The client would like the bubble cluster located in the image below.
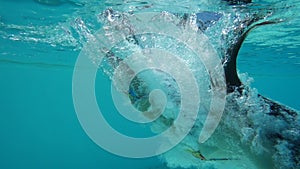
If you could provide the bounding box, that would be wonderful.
[72,11,226,158]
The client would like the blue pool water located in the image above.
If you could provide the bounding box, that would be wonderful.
[0,0,299,169]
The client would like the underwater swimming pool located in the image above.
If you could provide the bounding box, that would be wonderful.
[0,0,299,169]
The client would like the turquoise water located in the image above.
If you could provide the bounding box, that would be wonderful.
[0,0,300,169]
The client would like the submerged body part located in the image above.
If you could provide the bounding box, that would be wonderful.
[97,1,299,169]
